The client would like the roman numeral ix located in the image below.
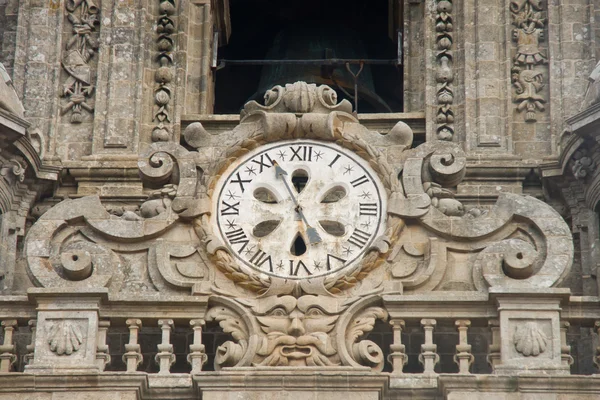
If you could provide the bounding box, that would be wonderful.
[221,201,240,215]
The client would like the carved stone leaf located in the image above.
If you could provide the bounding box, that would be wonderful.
[205,306,249,344]
[347,306,388,344]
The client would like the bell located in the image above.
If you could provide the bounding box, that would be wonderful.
[252,25,392,113]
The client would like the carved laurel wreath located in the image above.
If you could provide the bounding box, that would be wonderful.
[197,86,405,295]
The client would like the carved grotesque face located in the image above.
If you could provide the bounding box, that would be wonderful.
[254,295,342,367]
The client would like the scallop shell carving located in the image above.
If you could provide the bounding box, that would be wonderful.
[47,321,84,356]
[513,322,547,357]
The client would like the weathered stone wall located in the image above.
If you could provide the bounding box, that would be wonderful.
[0,0,18,79]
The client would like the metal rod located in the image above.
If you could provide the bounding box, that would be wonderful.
[346,62,364,113]
[216,59,400,66]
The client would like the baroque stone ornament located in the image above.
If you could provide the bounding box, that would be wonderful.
[23,81,573,371]
[570,149,596,180]
[152,0,176,142]
[47,320,84,356]
[513,322,547,357]
[61,0,99,123]
[435,0,455,141]
[510,0,547,122]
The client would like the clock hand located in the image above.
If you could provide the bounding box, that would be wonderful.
[274,162,322,245]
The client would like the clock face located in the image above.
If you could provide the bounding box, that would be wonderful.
[213,139,386,279]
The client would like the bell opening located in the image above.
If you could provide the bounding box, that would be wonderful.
[214,0,403,114]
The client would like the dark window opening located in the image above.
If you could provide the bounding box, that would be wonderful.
[214,0,403,114]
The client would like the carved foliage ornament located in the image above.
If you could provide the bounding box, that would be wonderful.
[511,0,547,122]
[24,82,573,370]
[152,0,176,142]
[61,0,99,123]
[435,0,455,141]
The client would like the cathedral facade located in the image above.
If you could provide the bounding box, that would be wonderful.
[1,0,600,398]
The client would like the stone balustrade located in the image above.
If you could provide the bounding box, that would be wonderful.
[0,311,596,376]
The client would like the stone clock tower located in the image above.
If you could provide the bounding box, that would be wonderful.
[1,0,600,399]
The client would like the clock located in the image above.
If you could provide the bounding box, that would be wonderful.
[213,139,387,279]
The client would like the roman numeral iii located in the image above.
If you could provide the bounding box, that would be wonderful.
[348,229,370,248]
[359,203,377,216]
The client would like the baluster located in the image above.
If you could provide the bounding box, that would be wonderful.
[123,319,143,372]
[418,319,438,374]
[594,321,600,372]
[388,319,408,374]
[187,319,207,374]
[454,320,473,374]
[560,321,573,369]
[0,320,17,372]
[24,320,36,365]
[487,319,500,371]
[155,319,175,374]
[96,320,111,371]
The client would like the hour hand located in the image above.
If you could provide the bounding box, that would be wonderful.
[297,207,322,244]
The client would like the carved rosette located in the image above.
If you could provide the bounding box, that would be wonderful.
[435,0,455,141]
[511,0,547,122]
[152,0,177,142]
[61,0,99,123]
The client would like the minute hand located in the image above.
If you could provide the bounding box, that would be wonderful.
[274,162,322,245]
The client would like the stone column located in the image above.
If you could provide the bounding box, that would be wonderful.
[454,319,473,374]
[123,319,143,373]
[0,319,17,372]
[155,319,175,374]
[25,289,106,373]
[388,319,407,374]
[418,318,438,374]
[493,291,569,375]
[188,319,207,374]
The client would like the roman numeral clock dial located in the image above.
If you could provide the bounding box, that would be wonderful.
[212,140,387,280]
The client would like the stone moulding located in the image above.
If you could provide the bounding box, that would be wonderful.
[434,0,455,141]
[60,0,100,123]
[152,0,177,142]
[510,0,547,122]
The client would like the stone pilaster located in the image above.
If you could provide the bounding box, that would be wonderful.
[25,289,106,374]
[492,290,570,375]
